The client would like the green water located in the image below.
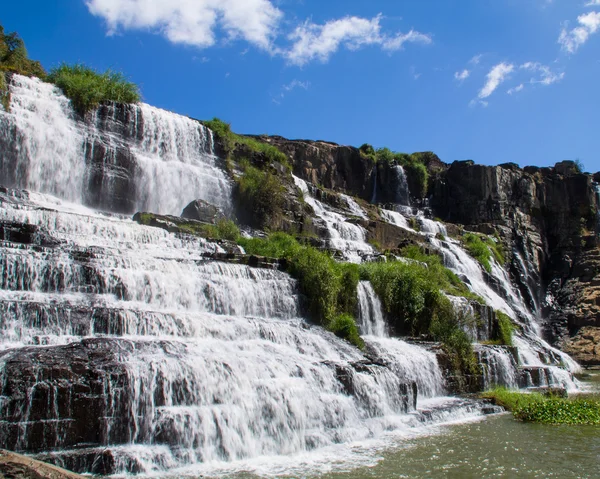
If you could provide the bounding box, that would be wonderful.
[314,414,600,479]
[228,372,600,479]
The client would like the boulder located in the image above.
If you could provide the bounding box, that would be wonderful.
[181,199,226,223]
[0,450,84,479]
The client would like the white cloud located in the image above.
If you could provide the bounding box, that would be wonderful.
[86,2,432,66]
[282,79,310,91]
[558,11,600,53]
[285,15,431,66]
[454,69,470,81]
[585,0,600,6]
[520,62,565,85]
[469,54,483,65]
[507,83,524,95]
[85,0,283,50]
[478,62,514,99]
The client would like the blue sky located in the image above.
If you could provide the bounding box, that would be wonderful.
[2,1,600,170]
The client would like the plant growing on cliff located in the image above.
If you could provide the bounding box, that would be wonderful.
[47,64,140,115]
[494,311,514,346]
[236,162,285,229]
[463,233,493,273]
[200,219,240,242]
[0,25,46,78]
[204,117,290,169]
[238,232,363,348]
[360,252,480,374]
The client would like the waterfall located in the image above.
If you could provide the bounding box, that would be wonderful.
[356,281,446,398]
[380,209,412,231]
[478,346,519,389]
[0,75,85,202]
[293,175,374,263]
[357,281,386,336]
[0,189,433,474]
[0,74,232,216]
[395,165,411,206]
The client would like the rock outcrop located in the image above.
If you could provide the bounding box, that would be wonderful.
[0,450,84,479]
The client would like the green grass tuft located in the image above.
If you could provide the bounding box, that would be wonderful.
[47,63,140,115]
[463,233,493,273]
[239,232,362,348]
[236,162,285,229]
[482,387,600,425]
[200,219,240,242]
[329,314,365,350]
[205,117,290,169]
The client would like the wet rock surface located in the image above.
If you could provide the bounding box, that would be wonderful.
[0,450,84,479]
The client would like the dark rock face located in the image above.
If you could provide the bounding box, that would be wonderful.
[264,137,377,202]
[0,340,131,454]
[430,160,600,355]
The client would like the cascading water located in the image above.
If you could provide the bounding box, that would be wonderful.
[356,280,446,399]
[375,195,580,390]
[293,175,374,263]
[0,74,499,477]
[0,74,231,216]
[394,165,411,206]
[357,281,386,337]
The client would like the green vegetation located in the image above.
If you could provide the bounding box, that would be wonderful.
[238,232,363,348]
[358,144,429,198]
[47,64,140,115]
[200,218,240,242]
[408,217,420,232]
[463,232,506,273]
[236,162,285,229]
[495,311,514,346]
[0,25,45,78]
[329,314,365,349]
[204,118,289,168]
[482,387,600,425]
[0,24,46,111]
[463,233,493,273]
[0,71,8,111]
[360,247,481,374]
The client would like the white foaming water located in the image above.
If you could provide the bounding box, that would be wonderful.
[356,281,446,398]
[1,74,232,216]
[127,103,231,215]
[380,209,412,232]
[394,165,411,206]
[357,281,386,337]
[293,175,373,263]
[0,190,492,476]
[478,346,519,389]
[365,338,446,399]
[340,194,368,220]
[0,75,85,201]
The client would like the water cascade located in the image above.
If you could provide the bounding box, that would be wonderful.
[394,165,411,206]
[0,75,231,216]
[293,176,374,263]
[0,75,502,476]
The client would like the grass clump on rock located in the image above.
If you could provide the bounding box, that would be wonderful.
[482,387,600,425]
[359,249,480,374]
[238,232,363,348]
[204,118,290,169]
[236,162,285,229]
[47,64,140,115]
[463,232,506,273]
